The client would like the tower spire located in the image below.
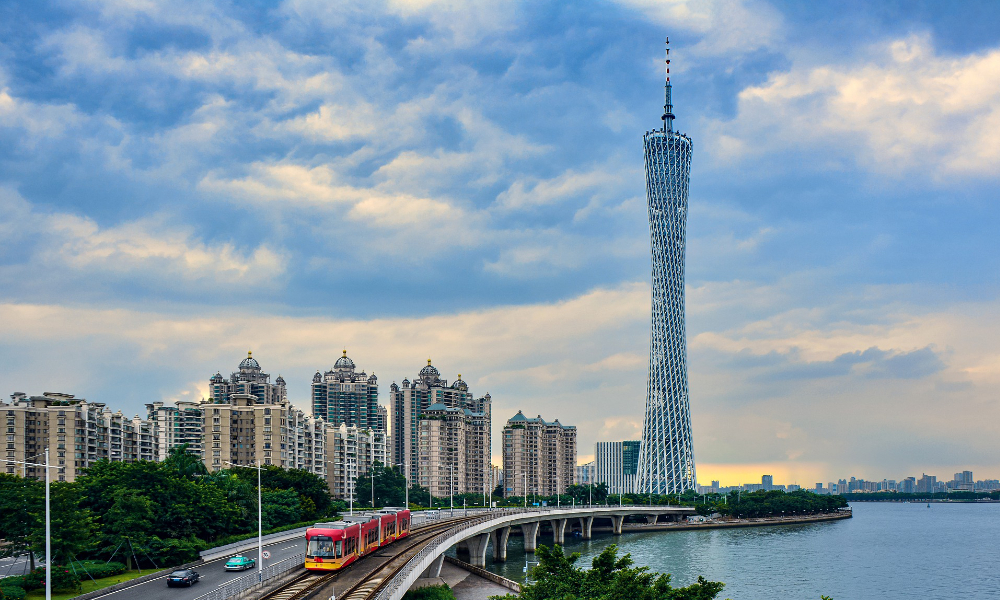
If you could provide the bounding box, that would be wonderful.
[662,37,674,134]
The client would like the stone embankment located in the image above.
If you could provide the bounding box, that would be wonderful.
[612,510,852,533]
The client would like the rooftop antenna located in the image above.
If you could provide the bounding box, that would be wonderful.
[662,37,674,134]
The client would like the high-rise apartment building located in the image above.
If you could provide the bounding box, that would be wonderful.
[502,411,576,498]
[762,474,774,491]
[416,402,490,498]
[594,441,640,494]
[2,392,152,482]
[209,351,287,405]
[325,423,386,500]
[146,400,205,460]
[311,351,380,429]
[202,393,325,472]
[389,361,491,487]
[636,39,697,495]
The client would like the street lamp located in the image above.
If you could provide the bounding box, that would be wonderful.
[2,449,55,600]
[396,462,408,508]
[449,464,454,516]
[224,461,263,579]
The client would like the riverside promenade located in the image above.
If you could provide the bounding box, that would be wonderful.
[614,509,852,533]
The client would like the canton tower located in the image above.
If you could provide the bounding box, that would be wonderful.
[636,38,697,494]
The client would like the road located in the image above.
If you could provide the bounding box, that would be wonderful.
[0,555,37,577]
[96,537,304,600]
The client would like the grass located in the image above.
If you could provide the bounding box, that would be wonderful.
[24,570,147,600]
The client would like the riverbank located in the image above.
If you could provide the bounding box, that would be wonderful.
[409,558,516,600]
[611,510,851,533]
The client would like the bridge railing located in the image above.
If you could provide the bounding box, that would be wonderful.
[192,553,304,600]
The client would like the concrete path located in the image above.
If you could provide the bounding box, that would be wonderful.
[408,562,512,600]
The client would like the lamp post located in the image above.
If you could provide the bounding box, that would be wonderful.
[449,464,454,516]
[2,450,55,600]
[523,472,527,508]
[396,462,408,509]
[225,461,263,579]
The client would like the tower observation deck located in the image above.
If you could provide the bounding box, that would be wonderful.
[636,38,697,494]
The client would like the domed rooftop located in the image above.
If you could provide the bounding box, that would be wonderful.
[313,372,322,383]
[451,374,468,391]
[334,349,355,371]
[275,375,285,385]
[419,358,440,379]
[239,350,261,371]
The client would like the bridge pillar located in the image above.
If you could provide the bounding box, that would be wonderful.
[579,516,594,540]
[611,515,624,535]
[464,533,491,567]
[550,519,567,545]
[645,515,658,524]
[421,553,445,578]
[455,539,470,558]
[521,521,541,553]
[490,526,511,562]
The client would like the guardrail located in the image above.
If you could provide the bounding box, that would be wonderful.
[199,528,310,562]
[191,553,304,600]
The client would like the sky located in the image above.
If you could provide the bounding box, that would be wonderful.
[1,0,999,487]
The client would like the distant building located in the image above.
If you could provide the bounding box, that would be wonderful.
[900,477,916,494]
[762,474,774,491]
[416,402,490,498]
[2,392,154,482]
[916,473,937,494]
[502,411,576,498]
[594,441,640,494]
[325,424,386,500]
[209,351,287,405]
[575,461,595,486]
[389,360,491,492]
[311,351,380,430]
[146,400,204,460]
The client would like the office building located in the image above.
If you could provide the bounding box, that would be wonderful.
[762,474,774,491]
[389,361,491,488]
[502,411,576,498]
[209,351,287,405]
[325,423,386,500]
[311,351,380,430]
[636,39,697,494]
[594,441,640,494]
[575,461,595,486]
[416,402,490,498]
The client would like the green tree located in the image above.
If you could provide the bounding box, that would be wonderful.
[261,489,302,530]
[355,461,406,507]
[32,482,96,566]
[0,475,42,570]
[492,544,724,600]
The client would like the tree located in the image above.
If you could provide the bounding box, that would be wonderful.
[491,544,724,600]
[355,462,406,507]
[0,475,42,570]
[261,489,302,530]
[33,482,96,566]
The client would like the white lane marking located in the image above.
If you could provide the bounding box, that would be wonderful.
[96,538,301,597]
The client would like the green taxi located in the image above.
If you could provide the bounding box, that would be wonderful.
[225,555,256,571]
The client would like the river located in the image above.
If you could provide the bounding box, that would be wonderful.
[464,502,1000,599]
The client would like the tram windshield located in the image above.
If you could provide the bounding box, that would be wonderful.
[307,535,341,558]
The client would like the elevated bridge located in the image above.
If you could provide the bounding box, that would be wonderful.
[363,505,697,600]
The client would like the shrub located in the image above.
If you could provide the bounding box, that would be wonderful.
[73,562,127,579]
[403,584,455,600]
[0,586,25,600]
[48,567,81,592]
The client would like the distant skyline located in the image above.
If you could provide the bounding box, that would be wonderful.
[1,1,999,485]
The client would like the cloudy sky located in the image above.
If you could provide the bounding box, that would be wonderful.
[2,0,999,487]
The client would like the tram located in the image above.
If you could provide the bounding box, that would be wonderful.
[304,507,410,571]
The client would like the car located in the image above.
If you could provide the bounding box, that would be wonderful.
[166,569,199,587]
[225,556,257,571]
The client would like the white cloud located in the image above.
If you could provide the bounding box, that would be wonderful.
[0,190,285,285]
[614,0,784,56]
[709,34,1000,176]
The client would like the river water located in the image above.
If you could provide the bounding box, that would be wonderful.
[468,503,1000,599]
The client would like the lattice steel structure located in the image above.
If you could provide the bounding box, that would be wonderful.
[636,40,697,494]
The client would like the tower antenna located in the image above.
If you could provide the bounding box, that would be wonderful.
[662,37,674,134]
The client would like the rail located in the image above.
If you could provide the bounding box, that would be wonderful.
[191,553,304,600]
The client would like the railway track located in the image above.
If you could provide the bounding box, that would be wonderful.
[258,516,474,600]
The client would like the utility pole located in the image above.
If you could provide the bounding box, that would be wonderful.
[224,460,263,579]
[44,449,51,600]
